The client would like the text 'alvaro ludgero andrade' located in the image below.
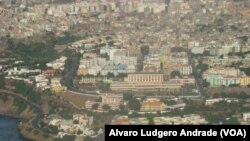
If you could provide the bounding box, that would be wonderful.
[109,128,247,139]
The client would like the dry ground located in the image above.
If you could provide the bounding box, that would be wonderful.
[55,91,97,108]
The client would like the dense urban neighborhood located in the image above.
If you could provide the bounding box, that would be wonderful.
[1,0,250,141]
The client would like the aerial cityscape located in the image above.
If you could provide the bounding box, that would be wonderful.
[0,0,250,141]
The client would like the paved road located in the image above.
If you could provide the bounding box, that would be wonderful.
[0,90,44,129]
[188,55,206,97]
[68,90,100,97]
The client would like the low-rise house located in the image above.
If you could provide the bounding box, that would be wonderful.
[50,77,67,93]
[46,56,67,70]
[205,98,224,106]
[42,69,55,77]
[101,93,123,110]
[154,114,208,125]
[169,76,196,85]
[111,115,129,125]
[140,100,166,112]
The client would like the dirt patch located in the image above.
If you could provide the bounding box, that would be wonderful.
[55,92,97,108]
[19,123,53,141]
[0,96,18,115]
[0,96,35,119]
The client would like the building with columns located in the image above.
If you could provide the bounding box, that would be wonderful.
[127,73,164,83]
[110,73,182,93]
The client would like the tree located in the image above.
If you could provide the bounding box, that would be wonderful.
[77,130,83,135]
[73,120,79,124]
[240,68,250,76]
[107,72,114,78]
[0,94,8,103]
[170,70,180,78]
[84,136,93,141]
[148,115,154,125]
[92,103,99,110]
[0,75,5,89]
[238,91,249,99]
[128,99,140,111]
[224,118,240,124]
[55,135,76,141]
[140,46,149,56]
[197,63,209,73]
[117,73,128,78]
[102,104,111,111]
[48,125,59,134]
[123,93,133,101]
[202,80,210,87]
[119,104,125,111]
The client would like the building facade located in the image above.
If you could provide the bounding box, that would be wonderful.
[127,73,164,83]
[101,94,123,110]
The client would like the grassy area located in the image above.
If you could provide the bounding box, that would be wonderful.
[14,80,41,103]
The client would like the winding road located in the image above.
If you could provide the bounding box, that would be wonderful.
[0,89,44,129]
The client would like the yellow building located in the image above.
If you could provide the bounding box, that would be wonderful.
[140,100,166,112]
[77,68,88,76]
[240,77,250,86]
[51,86,67,93]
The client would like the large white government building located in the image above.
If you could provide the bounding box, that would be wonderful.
[110,73,183,93]
[127,73,164,83]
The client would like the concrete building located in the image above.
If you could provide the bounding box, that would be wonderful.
[110,73,182,92]
[178,65,193,76]
[111,115,129,125]
[169,77,196,85]
[140,100,166,112]
[127,73,164,83]
[101,93,123,110]
[240,77,250,86]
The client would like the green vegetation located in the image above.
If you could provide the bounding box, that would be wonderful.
[54,135,76,141]
[42,125,59,134]
[202,80,210,88]
[13,97,28,114]
[84,136,93,141]
[119,104,125,111]
[184,99,248,124]
[0,94,8,103]
[73,120,79,124]
[50,32,81,45]
[170,70,181,78]
[7,32,82,70]
[123,93,141,111]
[102,104,111,111]
[196,62,209,73]
[9,42,58,69]
[128,98,141,111]
[92,103,99,110]
[147,115,154,125]
[59,108,73,120]
[140,46,149,56]
[123,93,133,101]
[240,68,250,76]
[107,72,114,78]
[48,100,57,114]
[213,91,250,99]
[63,53,81,86]
[14,80,41,103]
[0,75,5,89]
